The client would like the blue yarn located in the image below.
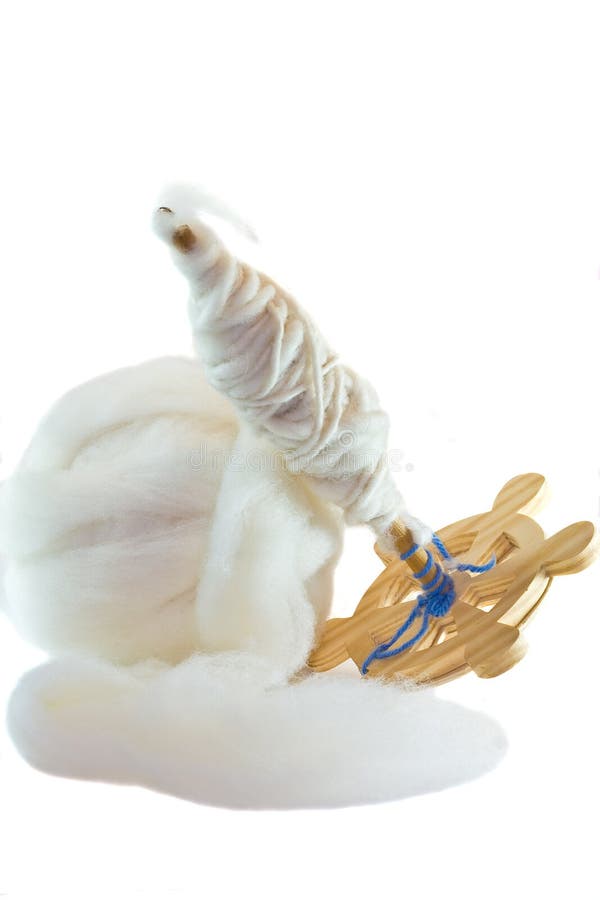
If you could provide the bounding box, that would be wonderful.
[399,543,419,561]
[361,535,496,675]
[431,534,497,574]
[413,553,435,580]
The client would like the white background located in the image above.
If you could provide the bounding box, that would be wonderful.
[1,2,599,898]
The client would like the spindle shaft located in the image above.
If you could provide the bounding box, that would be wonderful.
[389,521,441,590]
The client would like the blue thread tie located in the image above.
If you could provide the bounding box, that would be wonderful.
[361,536,495,675]
[431,534,497,574]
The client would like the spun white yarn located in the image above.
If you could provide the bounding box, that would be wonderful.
[153,190,431,547]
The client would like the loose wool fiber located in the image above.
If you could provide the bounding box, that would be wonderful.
[7,653,506,810]
[1,355,506,808]
[0,356,342,674]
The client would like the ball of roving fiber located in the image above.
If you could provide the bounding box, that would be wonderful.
[0,356,343,673]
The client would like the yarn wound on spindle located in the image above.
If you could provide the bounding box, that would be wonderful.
[153,191,430,547]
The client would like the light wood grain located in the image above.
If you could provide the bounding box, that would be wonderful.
[308,474,598,684]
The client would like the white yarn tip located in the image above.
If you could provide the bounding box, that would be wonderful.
[152,204,183,244]
[154,183,258,243]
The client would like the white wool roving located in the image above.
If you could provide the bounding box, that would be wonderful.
[0,200,507,810]
[153,193,430,547]
[7,652,506,810]
[0,356,342,673]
